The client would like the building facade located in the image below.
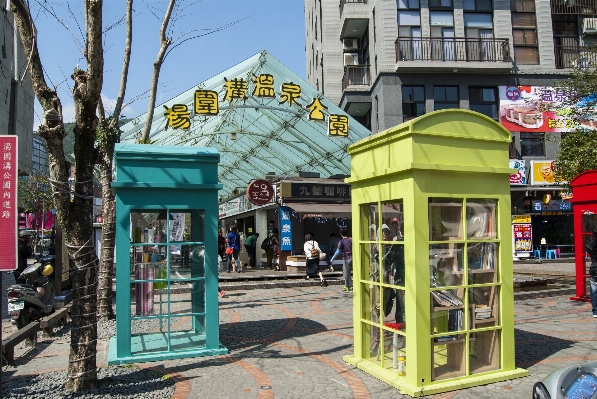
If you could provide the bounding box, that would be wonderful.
[305,0,592,252]
[0,4,35,177]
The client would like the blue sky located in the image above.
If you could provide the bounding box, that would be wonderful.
[31,0,306,124]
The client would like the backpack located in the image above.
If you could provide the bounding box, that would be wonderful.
[261,237,271,250]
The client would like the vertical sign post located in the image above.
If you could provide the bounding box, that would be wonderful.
[0,136,18,271]
[279,206,292,251]
[0,135,17,389]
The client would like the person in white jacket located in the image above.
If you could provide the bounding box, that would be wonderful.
[304,233,327,287]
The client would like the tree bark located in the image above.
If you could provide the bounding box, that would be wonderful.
[97,0,133,323]
[10,0,103,392]
[139,0,176,143]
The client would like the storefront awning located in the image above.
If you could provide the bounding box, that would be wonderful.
[285,203,352,219]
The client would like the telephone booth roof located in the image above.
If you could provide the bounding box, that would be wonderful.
[346,109,513,184]
[570,170,597,203]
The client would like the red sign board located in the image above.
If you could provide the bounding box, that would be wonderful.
[246,179,274,205]
[0,136,17,271]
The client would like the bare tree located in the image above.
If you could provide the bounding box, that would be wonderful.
[139,0,176,143]
[10,0,103,391]
[96,0,133,322]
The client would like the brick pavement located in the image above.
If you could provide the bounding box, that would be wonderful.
[2,280,596,398]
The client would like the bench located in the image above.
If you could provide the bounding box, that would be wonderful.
[39,307,69,337]
[2,322,40,364]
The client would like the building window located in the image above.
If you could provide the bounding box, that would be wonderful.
[520,133,545,157]
[469,87,497,119]
[434,86,459,110]
[463,0,492,11]
[398,0,420,9]
[511,0,538,65]
[402,85,425,121]
[429,0,453,8]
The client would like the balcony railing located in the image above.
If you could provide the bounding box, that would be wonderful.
[395,37,510,63]
[554,45,597,68]
[339,0,367,17]
[551,0,596,15]
[342,65,371,91]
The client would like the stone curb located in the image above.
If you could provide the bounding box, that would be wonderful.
[513,286,576,300]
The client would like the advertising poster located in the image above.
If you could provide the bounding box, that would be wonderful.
[497,86,597,132]
[530,160,555,185]
[0,136,17,271]
[513,223,533,253]
[509,160,526,185]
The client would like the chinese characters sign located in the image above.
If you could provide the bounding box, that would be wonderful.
[164,74,349,137]
[280,181,351,202]
[498,86,593,133]
[279,206,292,251]
[0,136,17,271]
[246,179,274,206]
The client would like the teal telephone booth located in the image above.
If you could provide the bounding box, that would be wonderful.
[108,144,228,364]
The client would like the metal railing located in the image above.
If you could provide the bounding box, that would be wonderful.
[342,65,371,91]
[550,0,596,15]
[339,0,367,17]
[395,37,510,63]
[554,45,597,68]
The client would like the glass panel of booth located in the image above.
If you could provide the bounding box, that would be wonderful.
[429,197,500,381]
[582,213,597,297]
[128,209,207,354]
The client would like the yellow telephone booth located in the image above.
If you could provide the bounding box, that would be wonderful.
[343,110,528,396]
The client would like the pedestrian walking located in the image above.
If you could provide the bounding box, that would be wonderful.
[586,225,597,318]
[244,232,259,267]
[16,230,33,284]
[265,221,278,269]
[328,232,340,271]
[330,228,352,291]
[304,233,327,286]
[226,226,241,273]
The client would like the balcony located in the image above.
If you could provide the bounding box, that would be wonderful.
[342,65,371,91]
[340,0,367,17]
[551,0,596,15]
[554,45,597,68]
[394,37,512,72]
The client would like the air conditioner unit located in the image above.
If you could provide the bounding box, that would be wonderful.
[344,53,359,66]
[343,38,359,51]
[582,17,597,35]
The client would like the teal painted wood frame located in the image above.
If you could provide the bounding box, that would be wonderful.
[109,144,227,364]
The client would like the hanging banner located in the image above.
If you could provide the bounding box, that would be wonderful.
[0,136,18,271]
[530,160,556,185]
[279,206,292,251]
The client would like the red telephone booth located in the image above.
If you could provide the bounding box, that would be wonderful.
[570,170,597,302]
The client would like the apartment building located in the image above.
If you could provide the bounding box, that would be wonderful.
[305,0,591,251]
[0,3,35,177]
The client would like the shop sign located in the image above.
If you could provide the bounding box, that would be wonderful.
[532,200,572,212]
[499,86,597,132]
[530,160,556,185]
[512,215,531,224]
[279,206,292,251]
[509,160,526,185]
[281,181,351,201]
[246,179,274,205]
[163,75,349,137]
[218,197,244,218]
[0,136,17,271]
[513,223,532,252]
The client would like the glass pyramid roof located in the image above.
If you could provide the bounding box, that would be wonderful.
[120,50,371,198]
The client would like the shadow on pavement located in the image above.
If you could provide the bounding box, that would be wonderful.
[515,328,574,368]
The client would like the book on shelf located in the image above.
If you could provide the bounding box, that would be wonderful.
[474,305,492,319]
[432,290,463,307]
[435,335,459,342]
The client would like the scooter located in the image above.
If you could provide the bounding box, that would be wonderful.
[7,261,55,329]
[532,361,597,399]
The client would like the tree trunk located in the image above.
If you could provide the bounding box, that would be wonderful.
[97,0,133,323]
[10,0,104,392]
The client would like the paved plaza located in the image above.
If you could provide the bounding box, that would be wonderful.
[2,264,596,398]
